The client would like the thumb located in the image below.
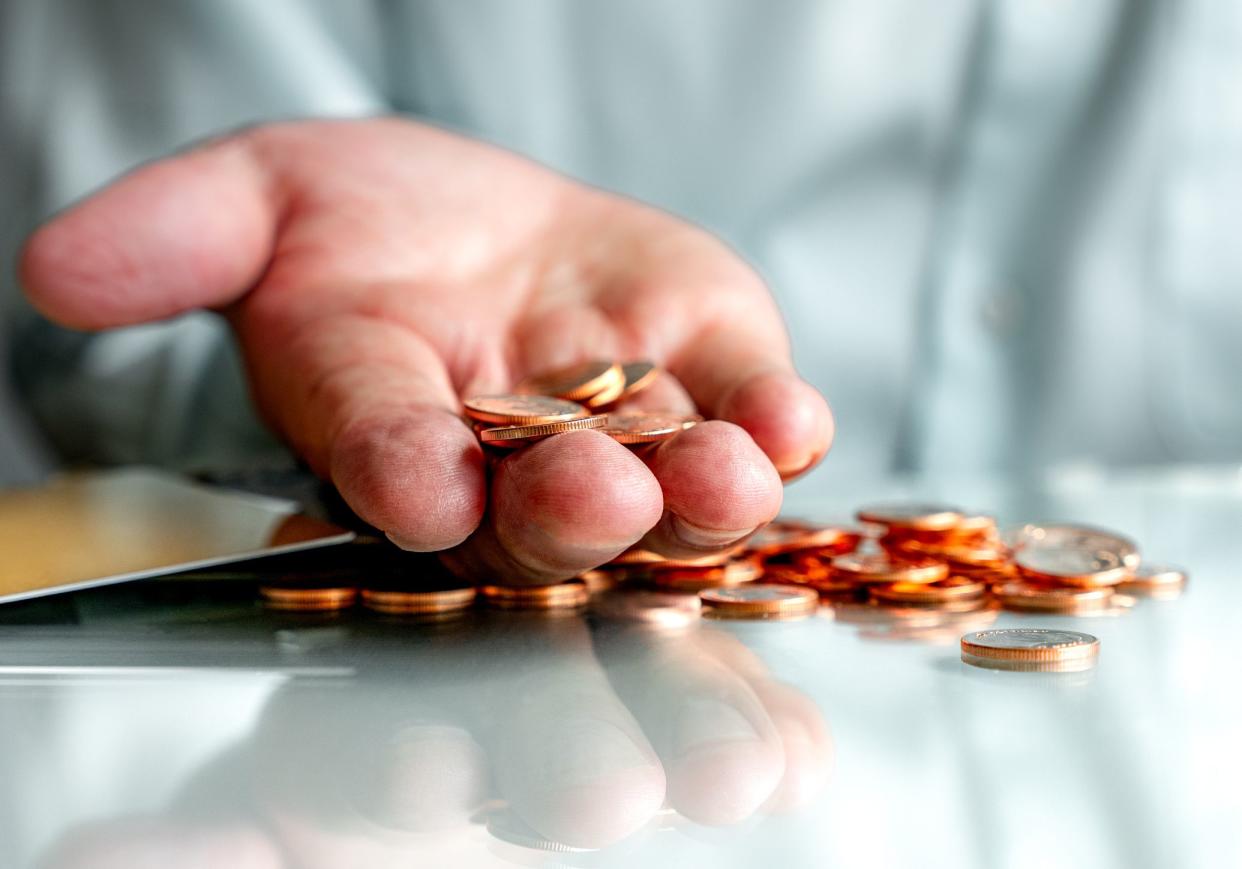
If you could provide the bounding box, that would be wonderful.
[18,133,276,329]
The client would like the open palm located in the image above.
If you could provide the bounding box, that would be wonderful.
[21,119,833,583]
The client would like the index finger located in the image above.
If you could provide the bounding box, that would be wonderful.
[601,216,833,480]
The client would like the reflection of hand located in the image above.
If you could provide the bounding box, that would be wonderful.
[20,119,833,584]
[40,614,833,865]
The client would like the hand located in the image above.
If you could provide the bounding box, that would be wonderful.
[39,613,834,863]
[20,119,833,583]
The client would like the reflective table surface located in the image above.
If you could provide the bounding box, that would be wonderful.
[3,467,1240,868]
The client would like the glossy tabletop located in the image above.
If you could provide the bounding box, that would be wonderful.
[2,466,1240,869]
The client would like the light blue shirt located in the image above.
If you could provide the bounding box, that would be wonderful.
[1,0,1239,484]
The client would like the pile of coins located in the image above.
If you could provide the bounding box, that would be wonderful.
[259,503,1184,643]
[580,503,1186,640]
[257,393,1186,671]
[461,360,699,450]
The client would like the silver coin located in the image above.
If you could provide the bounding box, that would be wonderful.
[1003,523,1137,563]
[486,809,596,853]
[1006,523,1139,575]
[1015,546,1125,576]
[963,628,1098,650]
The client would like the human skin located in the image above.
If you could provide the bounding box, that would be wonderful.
[19,118,833,584]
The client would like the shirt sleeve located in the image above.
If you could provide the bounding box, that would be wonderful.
[0,0,389,473]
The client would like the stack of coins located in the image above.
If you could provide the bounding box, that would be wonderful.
[584,503,1184,626]
[256,499,1185,628]
[462,360,699,450]
[773,506,1183,612]
[476,579,590,612]
[259,582,358,613]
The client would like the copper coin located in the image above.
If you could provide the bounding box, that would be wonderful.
[260,584,357,612]
[600,412,696,444]
[804,575,866,597]
[884,537,1011,569]
[583,374,627,408]
[577,567,620,593]
[746,520,863,557]
[1119,562,1187,589]
[961,628,1099,666]
[478,579,589,610]
[855,503,964,532]
[648,556,764,592]
[830,553,949,585]
[870,576,986,605]
[478,414,607,444]
[881,514,998,545]
[995,581,1114,613]
[590,587,702,628]
[517,360,623,402]
[788,551,835,577]
[950,514,998,536]
[827,601,947,627]
[463,395,589,426]
[1117,562,1187,599]
[607,546,742,568]
[700,584,820,619]
[361,585,477,615]
[617,361,660,401]
[607,547,668,566]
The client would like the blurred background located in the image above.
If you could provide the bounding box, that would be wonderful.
[1,0,1239,489]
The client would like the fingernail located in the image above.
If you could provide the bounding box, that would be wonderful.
[362,725,488,831]
[777,448,825,482]
[673,697,763,755]
[670,515,756,551]
[386,531,428,552]
[533,718,658,790]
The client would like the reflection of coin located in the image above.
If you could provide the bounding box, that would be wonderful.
[463,395,588,425]
[478,415,607,444]
[870,576,985,605]
[700,584,819,619]
[486,808,595,853]
[590,587,701,628]
[994,581,1114,613]
[961,628,1099,668]
[600,412,696,444]
[361,585,476,615]
[517,360,623,402]
[260,584,357,612]
[478,579,589,610]
[831,553,949,584]
[856,504,963,532]
[828,601,945,627]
